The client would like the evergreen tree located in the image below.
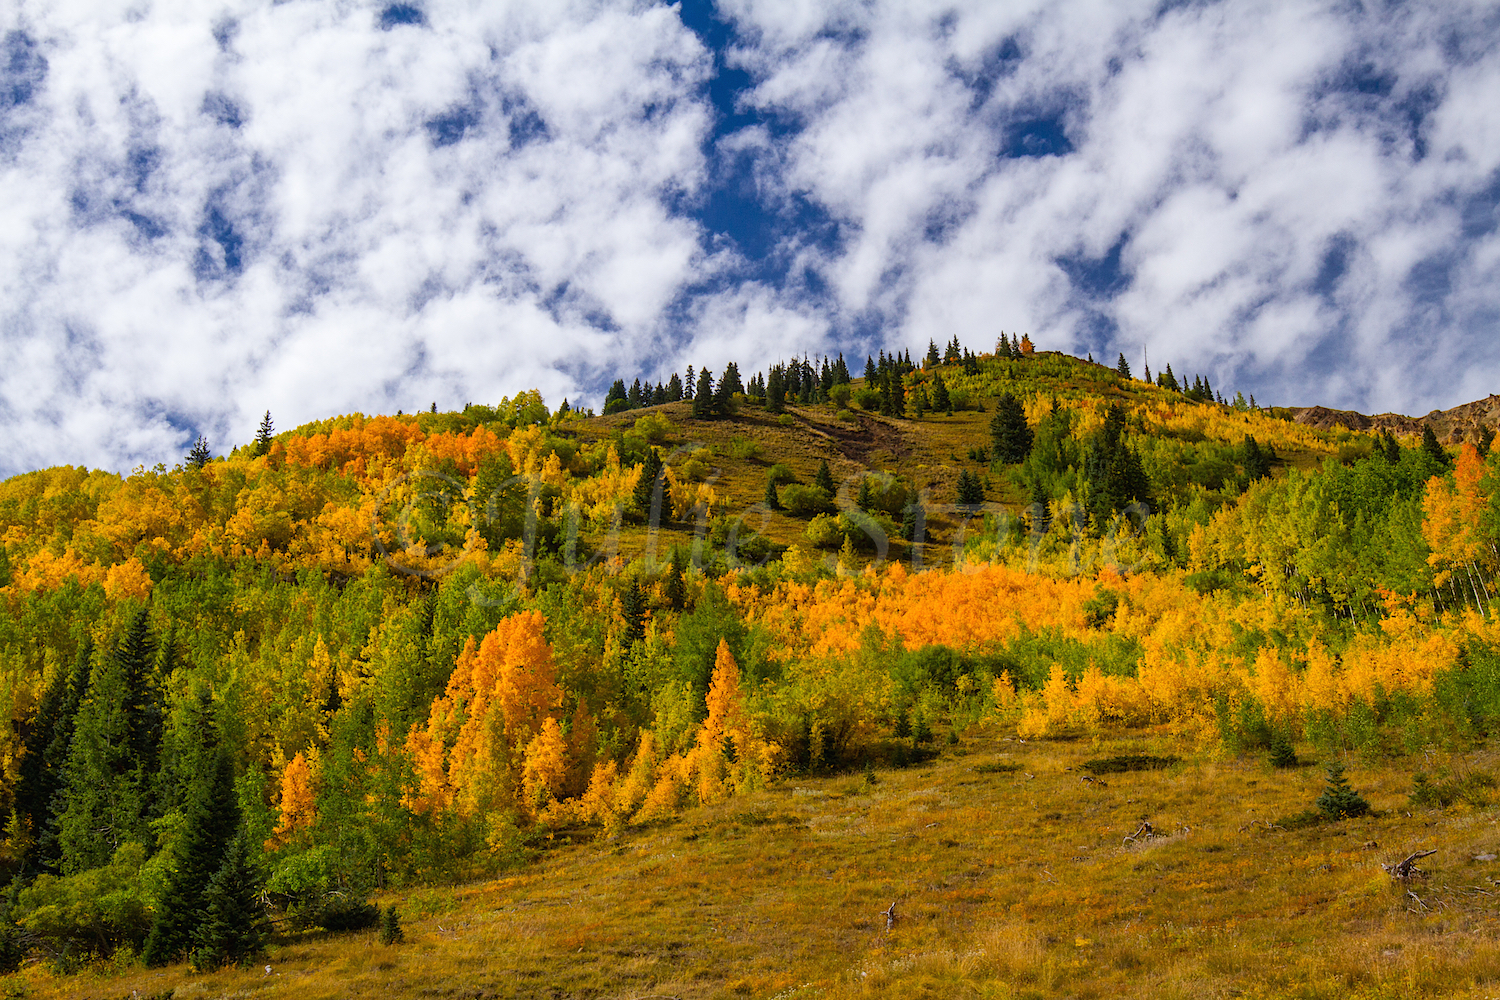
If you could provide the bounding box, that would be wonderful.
[57,611,162,873]
[990,392,1033,463]
[380,905,405,946]
[1158,364,1179,393]
[913,388,927,418]
[930,374,951,415]
[945,338,961,364]
[856,478,873,511]
[191,829,266,970]
[888,369,906,417]
[1315,763,1370,820]
[1082,404,1152,528]
[864,356,877,383]
[764,478,781,511]
[667,372,684,401]
[815,460,835,496]
[143,726,240,966]
[833,353,851,383]
[956,469,984,505]
[1421,424,1449,467]
[186,435,212,469]
[653,382,668,405]
[767,365,786,414]
[633,447,664,518]
[664,549,687,612]
[901,498,924,542]
[620,581,646,649]
[16,637,92,871]
[628,378,644,407]
[1379,428,1401,463]
[720,361,744,397]
[253,411,274,456]
[1243,435,1271,480]
[1116,353,1131,379]
[1479,425,1495,459]
[604,379,629,414]
[692,369,716,418]
[684,366,695,400]
[1029,479,1050,533]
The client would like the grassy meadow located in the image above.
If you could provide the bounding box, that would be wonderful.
[25,725,1500,1000]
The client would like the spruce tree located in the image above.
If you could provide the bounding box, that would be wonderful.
[692,369,716,418]
[901,499,923,542]
[833,353,850,384]
[143,729,240,966]
[1243,435,1271,480]
[1380,428,1401,464]
[633,448,664,518]
[684,366,695,400]
[767,365,785,414]
[191,829,265,970]
[815,460,835,496]
[1029,479,1050,533]
[889,370,906,417]
[930,374,951,415]
[1082,404,1152,528]
[57,612,162,873]
[667,372,683,401]
[186,435,212,469]
[864,356,877,383]
[1421,424,1449,467]
[620,581,646,649]
[664,549,687,612]
[925,339,940,367]
[253,411,274,456]
[1479,425,1495,459]
[380,905,405,946]
[764,478,781,511]
[990,392,1033,463]
[1315,763,1370,820]
[16,637,92,871]
[856,478,873,511]
[1116,353,1131,379]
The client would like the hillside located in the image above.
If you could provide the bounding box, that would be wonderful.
[0,341,1498,998]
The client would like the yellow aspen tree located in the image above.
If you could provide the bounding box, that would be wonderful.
[521,716,570,820]
[268,748,320,849]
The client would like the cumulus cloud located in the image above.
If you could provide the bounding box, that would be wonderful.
[1,0,1498,475]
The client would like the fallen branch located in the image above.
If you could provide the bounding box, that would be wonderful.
[1406,889,1429,913]
[880,901,897,933]
[1123,821,1154,845]
[1383,849,1438,881]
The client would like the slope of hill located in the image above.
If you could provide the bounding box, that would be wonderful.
[0,343,1498,999]
[1288,394,1500,444]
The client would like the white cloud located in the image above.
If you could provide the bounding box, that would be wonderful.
[3,0,1499,476]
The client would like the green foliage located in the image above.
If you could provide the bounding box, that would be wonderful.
[191,831,265,970]
[1409,770,1496,809]
[990,392,1032,463]
[16,842,151,966]
[1268,731,1298,768]
[1081,588,1119,629]
[380,904,405,945]
[1082,404,1151,529]
[1315,763,1371,820]
[780,484,834,518]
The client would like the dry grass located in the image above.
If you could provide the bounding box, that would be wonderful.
[24,729,1500,1000]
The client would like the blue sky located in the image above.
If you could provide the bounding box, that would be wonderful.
[2,0,1499,475]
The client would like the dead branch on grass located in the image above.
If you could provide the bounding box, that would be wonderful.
[1122,821,1154,845]
[1383,849,1438,881]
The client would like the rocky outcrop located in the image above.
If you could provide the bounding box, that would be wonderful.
[1289,395,1499,445]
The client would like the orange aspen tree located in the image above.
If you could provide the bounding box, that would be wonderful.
[521,716,570,820]
[268,749,320,849]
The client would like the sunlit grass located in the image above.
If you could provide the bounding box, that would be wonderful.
[22,727,1500,999]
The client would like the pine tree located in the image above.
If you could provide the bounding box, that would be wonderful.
[856,478,873,511]
[1478,425,1495,459]
[684,366,695,400]
[1380,428,1401,463]
[956,469,984,505]
[191,829,266,970]
[15,638,91,870]
[720,361,744,397]
[254,411,274,456]
[692,368,716,418]
[1082,404,1152,528]
[1421,424,1449,467]
[815,460,835,496]
[667,372,683,401]
[888,369,906,417]
[912,388,926,418]
[620,581,646,649]
[901,499,923,542]
[380,905,404,946]
[1116,353,1131,379]
[990,392,1033,463]
[633,447,664,517]
[143,728,240,966]
[57,611,162,873]
[1029,479,1050,533]
[1243,435,1271,480]
[926,339,940,368]
[664,549,687,612]
[864,356,877,383]
[930,374,951,415]
[186,435,212,469]
[764,478,781,511]
[1315,763,1370,820]
[767,365,785,414]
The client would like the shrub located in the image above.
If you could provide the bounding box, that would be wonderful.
[16,842,152,966]
[1315,763,1371,820]
[316,894,380,932]
[778,414,794,426]
[853,388,881,410]
[829,384,851,408]
[781,484,834,517]
[766,463,798,485]
[1409,770,1495,808]
[727,436,761,461]
[633,412,676,443]
[836,409,856,423]
[1080,755,1180,775]
[805,514,843,549]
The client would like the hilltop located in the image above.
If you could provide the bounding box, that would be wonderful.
[0,341,1498,999]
